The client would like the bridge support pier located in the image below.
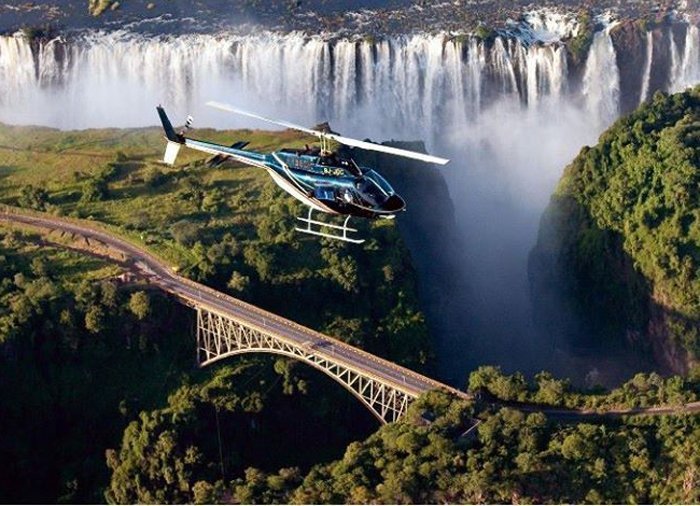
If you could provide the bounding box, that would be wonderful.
[196,307,415,424]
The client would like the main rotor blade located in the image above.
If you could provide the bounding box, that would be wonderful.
[206,101,321,137]
[206,100,449,165]
[324,133,450,165]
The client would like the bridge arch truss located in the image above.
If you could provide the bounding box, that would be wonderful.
[196,307,417,424]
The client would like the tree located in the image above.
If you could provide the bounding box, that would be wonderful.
[128,291,151,320]
[100,281,118,308]
[84,305,105,334]
[227,271,250,294]
[468,365,528,401]
[534,371,569,405]
[30,257,48,277]
[18,185,49,210]
[170,220,201,246]
[81,177,108,202]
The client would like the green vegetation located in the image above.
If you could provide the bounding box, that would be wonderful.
[0,228,388,503]
[0,229,189,502]
[0,122,430,368]
[473,24,496,42]
[88,0,120,16]
[4,116,700,504]
[531,87,700,363]
[0,123,430,502]
[468,365,699,410]
[566,10,595,65]
[197,390,700,504]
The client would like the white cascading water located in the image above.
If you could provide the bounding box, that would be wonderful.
[670,24,700,92]
[0,23,699,384]
[582,28,620,130]
[640,30,654,104]
[0,29,619,136]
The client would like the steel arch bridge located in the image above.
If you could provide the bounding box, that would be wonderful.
[196,307,418,424]
[1,207,470,426]
[5,208,700,427]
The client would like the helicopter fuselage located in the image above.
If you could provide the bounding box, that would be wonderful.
[184,137,406,219]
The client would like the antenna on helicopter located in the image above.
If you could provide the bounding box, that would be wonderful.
[205,101,450,165]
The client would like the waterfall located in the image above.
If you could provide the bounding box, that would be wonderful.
[2,23,700,384]
[670,28,681,90]
[670,24,700,92]
[0,30,580,137]
[582,30,620,130]
[0,34,37,104]
[490,37,518,98]
[639,30,653,104]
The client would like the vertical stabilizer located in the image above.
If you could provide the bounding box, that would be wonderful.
[157,105,180,142]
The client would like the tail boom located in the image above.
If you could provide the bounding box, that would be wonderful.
[156,105,267,168]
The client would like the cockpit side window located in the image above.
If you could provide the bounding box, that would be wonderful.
[318,153,339,167]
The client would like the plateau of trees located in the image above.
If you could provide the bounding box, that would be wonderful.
[467,365,699,410]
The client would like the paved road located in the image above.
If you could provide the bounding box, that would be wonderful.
[3,208,700,421]
[497,399,700,420]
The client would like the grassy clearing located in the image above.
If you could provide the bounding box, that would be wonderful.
[0,227,122,284]
[0,122,315,267]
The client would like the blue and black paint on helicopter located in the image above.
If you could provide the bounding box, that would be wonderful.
[157,102,449,243]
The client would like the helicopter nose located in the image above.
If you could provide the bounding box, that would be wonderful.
[382,194,406,213]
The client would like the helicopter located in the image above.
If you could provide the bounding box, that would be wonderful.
[156,102,449,243]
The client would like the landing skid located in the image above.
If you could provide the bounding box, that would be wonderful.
[295,208,365,244]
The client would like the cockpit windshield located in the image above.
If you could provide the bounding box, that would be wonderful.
[365,170,394,196]
[356,174,392,206]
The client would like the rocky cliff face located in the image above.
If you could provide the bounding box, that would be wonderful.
[528,194,696,374]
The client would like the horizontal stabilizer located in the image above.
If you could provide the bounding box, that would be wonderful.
[207,141,251,167]
[207,154,230,167]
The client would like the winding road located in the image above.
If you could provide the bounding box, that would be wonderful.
[1,206,699,421]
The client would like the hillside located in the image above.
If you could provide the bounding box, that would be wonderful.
[198,375,700,505]
[529,87,700,373]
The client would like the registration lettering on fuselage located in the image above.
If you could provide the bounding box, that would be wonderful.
[322,167,344,177]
